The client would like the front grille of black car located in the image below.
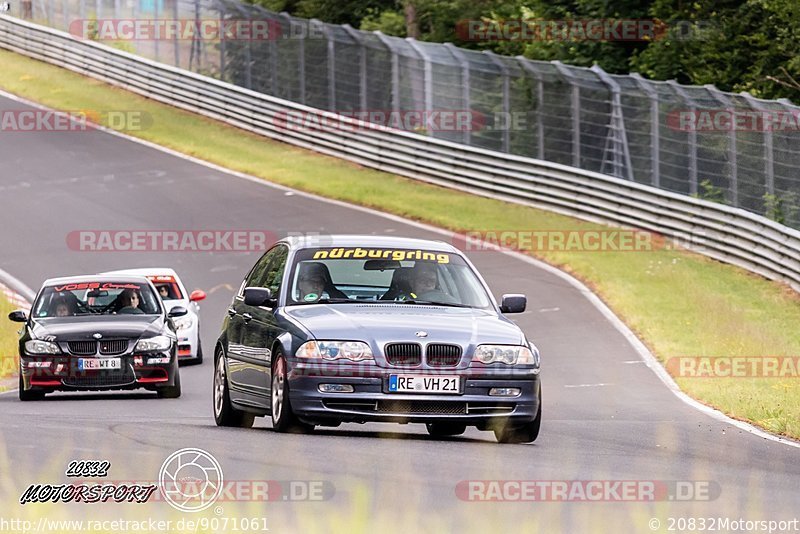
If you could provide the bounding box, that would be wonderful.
[63,365,136,388]
[67,341,96,355]
[384,343,421,366]
[426,344,462,367]
[99,340,128,355]
[377,400,467,415]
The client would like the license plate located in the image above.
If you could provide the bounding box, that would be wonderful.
[388,374,460,394]
[78,358,121,371]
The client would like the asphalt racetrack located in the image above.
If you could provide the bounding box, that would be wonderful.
[0,94,797,532]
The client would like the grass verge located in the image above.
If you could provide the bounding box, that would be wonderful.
[0,48,798,438]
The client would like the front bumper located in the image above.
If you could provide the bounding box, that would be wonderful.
[288,362,540,426]
[20,352,176,392]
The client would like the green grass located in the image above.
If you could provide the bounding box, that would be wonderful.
[1,48,799,438]
[0,292,20,382]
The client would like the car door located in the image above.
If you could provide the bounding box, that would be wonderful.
[239,244,289,402]
[226,248,280,401]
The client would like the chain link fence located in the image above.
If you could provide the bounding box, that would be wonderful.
[8,0,800,228]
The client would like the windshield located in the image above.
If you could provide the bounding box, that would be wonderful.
[33,281,162,317]
[287,247,492,308]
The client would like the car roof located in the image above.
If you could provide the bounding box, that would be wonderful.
[42,274,154,286]
[283,234,459,253]
[100,267,180,279]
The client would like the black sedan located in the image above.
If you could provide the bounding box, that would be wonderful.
[213,235,541,443]
[9,275,184,400]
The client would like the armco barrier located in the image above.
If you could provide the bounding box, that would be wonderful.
[2,15,799,291]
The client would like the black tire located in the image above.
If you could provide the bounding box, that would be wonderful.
[213,348,254,428]
[494,390,541,444]
[426,422,467,437]
[195,339,203,364]
[18,374,45,401]
[271,352,313,433]
[157,369,182,399]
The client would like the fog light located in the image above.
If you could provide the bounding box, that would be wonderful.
[146,356,171,365]
[27,361,51,368]
[489,387,521,397]
[318,384,354,393]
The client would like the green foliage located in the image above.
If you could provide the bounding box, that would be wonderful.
[256,0,799,102]
[764,191,800,226]
[692,179,728,204]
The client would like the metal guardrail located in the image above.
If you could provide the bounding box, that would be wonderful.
[5,0,800,229]
[2,15,800,290]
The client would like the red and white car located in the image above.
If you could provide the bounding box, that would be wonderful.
[101,268,205,364]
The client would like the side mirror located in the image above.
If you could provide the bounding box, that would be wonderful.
[499,294,526,314]
[8,310,27,323]
[189,289,206,302]
[243,287,274,307]
[168,306,189,318]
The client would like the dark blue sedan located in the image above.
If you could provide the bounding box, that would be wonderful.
[213,235,541,443]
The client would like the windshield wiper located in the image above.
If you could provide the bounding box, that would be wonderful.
[315,298,359,304]
[396,299,473,308]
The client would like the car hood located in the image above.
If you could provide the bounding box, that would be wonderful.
[32,315,165,341]
[285,303,525,348]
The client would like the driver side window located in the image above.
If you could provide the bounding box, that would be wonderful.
[262,245,288,298]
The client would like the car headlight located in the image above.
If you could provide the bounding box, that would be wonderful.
[296,341,373,362]
[135,335,173,352]
[24,340,61,355]
[173,316,194,331]
[472,345,537,365]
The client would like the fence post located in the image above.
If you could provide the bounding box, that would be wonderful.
[280,12,303,104]
[407,38,434,135]
[312,20,335,110]
[375,31,399,114]
[668,80,698,196]
[516,57,545,160]
[342,24,367,111]
[484,50,510,153]
[631,73,660,187]
[592,64,634,181]
[552,61,581,168]
[171,0,179,67]
[707,85,738,207]
[445,43,471,146]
